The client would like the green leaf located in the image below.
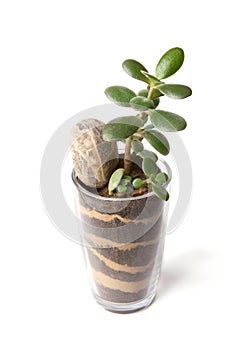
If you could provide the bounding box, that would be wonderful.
[105,86,136,106]
[155,47,184,79]
[131,139,144,153]
[130,96,154,111]
[151,88,163,99]
[132,178,146,189]
[149,109,187,132]
[158,84,192,99]
[153,98,160,108]
[126,183,134,194]
[140,71,161,85]
[122,59,150,84]
[143,130,170,155]
[150,174,157,183]
[117,184,127,193]
[138,150,158,162]
[152,183,169,201]
[119,179,129,186]
[138,89,148,98]
[108,168,124,194]
[142,157,159,177]
[102,116,144,141]
[155,172,169,185]
[123,175,132,182]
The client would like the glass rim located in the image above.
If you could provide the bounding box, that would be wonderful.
[71,158,172,202]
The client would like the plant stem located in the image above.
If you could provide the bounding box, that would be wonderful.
[133,132,143,140]
[147,86,154,100]
[123,86,156,176]
[140,111,148,121]
[124,137,131,175]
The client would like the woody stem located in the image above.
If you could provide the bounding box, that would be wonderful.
[124,137,132,175]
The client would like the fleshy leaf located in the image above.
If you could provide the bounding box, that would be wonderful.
[108,168,124,194]
[138,150,158,162]
[131,139,144,153]
[132,178,146,189]
[142,157,159,177]
[155,47,184,79]
[122,59,150,84]
[119,179,129,186]
[155,172,169,185]
[158,84,192,99]
[102,116,144,141]
[105,86,136,106]
[125,183,134,194]
[149,109,187,132]
[152,182,169,201]
[117,184,127,193]
[151,88,163,99]
[140,71,161,85]
[130,96,154,111]
[153,98,160,108]
[123,175,132,182]
[138,89,148,98]
[143,130,170,155]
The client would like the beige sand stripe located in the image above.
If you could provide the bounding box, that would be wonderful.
[92,268,150,293]
[88,247,154,273]
[80,205,162,225]
[85,232,159,250]
[80,205,131,223]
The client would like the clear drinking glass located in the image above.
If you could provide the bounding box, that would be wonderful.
[72,158,171,313]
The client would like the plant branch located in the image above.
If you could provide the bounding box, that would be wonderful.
[133,132,143,140]
[147,86,154,100]
[124,137,132,175]
[140,111,148,121]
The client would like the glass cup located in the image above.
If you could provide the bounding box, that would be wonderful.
[72,158,171,313]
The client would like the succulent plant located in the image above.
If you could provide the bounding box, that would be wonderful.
[102,47,192,201]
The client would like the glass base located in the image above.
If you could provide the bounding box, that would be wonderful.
[93,291,157,313]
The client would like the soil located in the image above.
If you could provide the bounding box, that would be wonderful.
[76,153,151,199]
[74,154,166,305]
[97,156,148,198]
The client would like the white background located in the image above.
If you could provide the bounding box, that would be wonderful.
[0,1,232,349]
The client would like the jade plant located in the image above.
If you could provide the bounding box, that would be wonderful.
[102,47,192,201]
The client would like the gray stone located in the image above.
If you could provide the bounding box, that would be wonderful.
[71,118,119,188]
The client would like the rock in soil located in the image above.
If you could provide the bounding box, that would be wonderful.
[71,118,119,188]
